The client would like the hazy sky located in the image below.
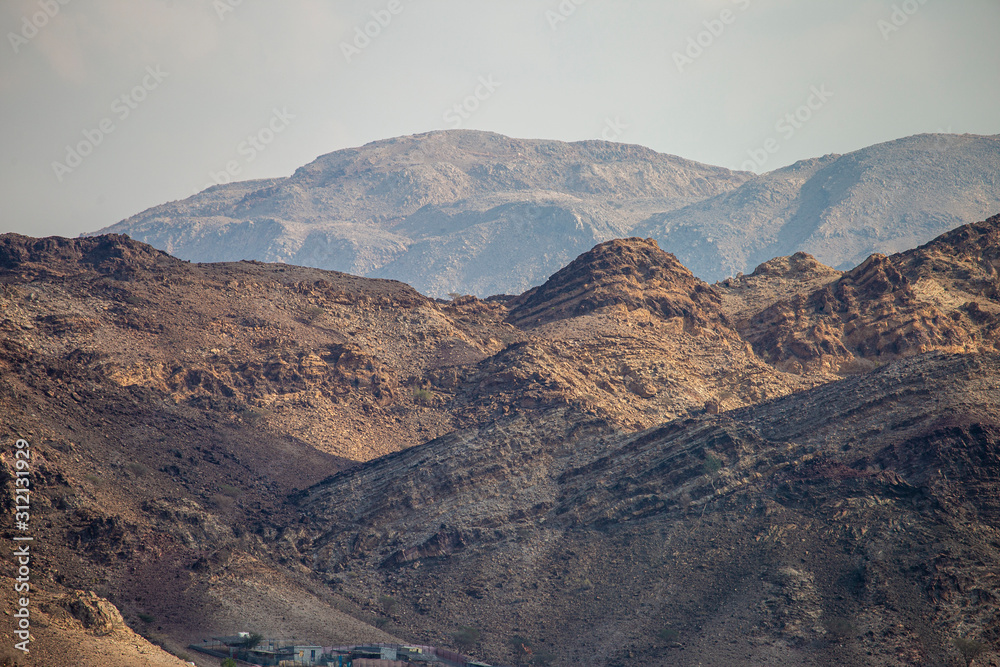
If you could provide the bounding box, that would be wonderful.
[2,0,998,239]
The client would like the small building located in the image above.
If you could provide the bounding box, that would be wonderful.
[190,636,329,666]
[276,644,325,665]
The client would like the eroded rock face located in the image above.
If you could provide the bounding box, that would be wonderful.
[506,237,727,330]
[737,214,1000,373]
[61,590,126,636]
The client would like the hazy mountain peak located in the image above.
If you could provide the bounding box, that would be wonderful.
[94,131,1000,298]
[636,133,1000,281]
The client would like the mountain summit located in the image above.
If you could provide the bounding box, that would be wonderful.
[94,131,1000,296]
[507,237,724,329]
[95,130,747,297]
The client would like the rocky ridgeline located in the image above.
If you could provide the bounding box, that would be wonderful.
[3,214,1000,665]
[94,130,750,297]
[94,130,1000,296]
[736,213,1000,373]
[296,353,1000,666]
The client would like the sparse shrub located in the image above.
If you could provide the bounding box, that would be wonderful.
[137,612,155,624]
[510,635,533,664]
[657,627,679,643]
[531,649,555,666]
[825,616,855,640]
[211,493,234,509]
[244,406,273,424]
[126,462,150,477]
[453,626,481,650]
[840,562,867,596]
[413,387,433,404]
[84,473,101,486]
[838,356,881,376]
[303,306,326,322]
[703,453,722,474]
[222,659,238,667]
[219,484,241,498]
[954,637,986,667]
[379,594,397,614]
[141,630,169,650]
[123,293,142,306]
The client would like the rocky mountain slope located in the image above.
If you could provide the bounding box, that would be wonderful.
[94,130,749,298]
[296,352,1000,667]
[3,214,1000,665]
[94,131,1000,297]
[636,133,1000,281]
[727,213,1000,374]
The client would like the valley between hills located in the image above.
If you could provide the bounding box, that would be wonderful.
[2,210,1000,666]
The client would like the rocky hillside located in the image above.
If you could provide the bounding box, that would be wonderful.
[296,352,1000,667]
[3,216,1000,665]
[0,231,800,665]
[728,213,1000,374]
[94,131,1000,296]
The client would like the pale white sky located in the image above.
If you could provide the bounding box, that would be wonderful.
[2,0,998,238]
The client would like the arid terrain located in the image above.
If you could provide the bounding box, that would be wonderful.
[2,214,1000,666]
[94,130,1000,296]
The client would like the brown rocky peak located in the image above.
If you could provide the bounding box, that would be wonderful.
[838,252,909,298]
[717,251,843,322]
[506,237,724,328]
[0,232,175,279]
[738,214,1000,373]
[748,251,837,280]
